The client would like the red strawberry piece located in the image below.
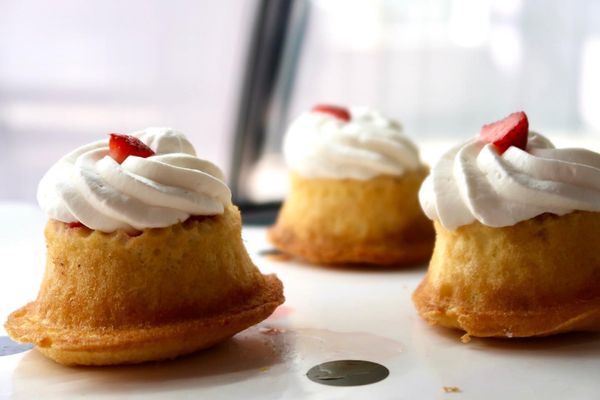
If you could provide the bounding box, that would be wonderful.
[311,104,351,121]
[480,111,529,154]
[66,221,85,228]
[108,133,155,164]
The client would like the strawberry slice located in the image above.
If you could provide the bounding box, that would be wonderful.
[66,221,86,228]
[108,133,155,164]
[480,111,529,154]
[311,104,351,121]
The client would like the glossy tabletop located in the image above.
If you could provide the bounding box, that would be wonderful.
[0,202,599,400]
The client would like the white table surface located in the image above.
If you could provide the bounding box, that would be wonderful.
[1,202,599,400]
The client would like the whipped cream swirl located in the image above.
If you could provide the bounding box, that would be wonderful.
[37,127,231,232]
[283,107,422,180]
[419,133,600,230]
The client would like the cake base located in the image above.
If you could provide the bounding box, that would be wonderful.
[5,205,285,365]
[7,275,283,366]
[413,211,600,337]
[269,171,434,266]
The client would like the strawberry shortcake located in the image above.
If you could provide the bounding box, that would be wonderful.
[413,112,600,337]
[5,128,284,365]
[268,105,434,266]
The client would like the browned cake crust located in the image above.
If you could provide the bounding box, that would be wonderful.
[413,211,600,337]
[7,276,282,366]
[268,170,434,266]
[5,205,284,365]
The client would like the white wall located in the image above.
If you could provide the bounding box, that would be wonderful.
[0,0,257,201]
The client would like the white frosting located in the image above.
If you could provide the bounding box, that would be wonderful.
[419,132,600,230]
[283,107,422,180]
[37,127,231,232]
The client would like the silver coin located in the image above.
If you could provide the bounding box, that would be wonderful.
[306,360,389,387]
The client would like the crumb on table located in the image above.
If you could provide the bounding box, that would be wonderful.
[460,334,471,344]
[259,327,286,335]
[443,386,461,393]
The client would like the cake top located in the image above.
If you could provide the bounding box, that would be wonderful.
[419,112,600,230]
[37,127,231,232]
[283,105,423,180]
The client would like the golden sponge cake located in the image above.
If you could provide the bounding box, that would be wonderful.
[6,205,284,365]
[269,170,434,266]
[413,211,600,337]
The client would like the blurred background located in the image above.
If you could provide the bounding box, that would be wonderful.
[1,0,599,206]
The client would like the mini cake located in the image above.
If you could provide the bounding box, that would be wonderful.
[413,112,600,337]
[5,128,284,365]
[269,105,434,265]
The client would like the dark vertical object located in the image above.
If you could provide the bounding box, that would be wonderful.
[230,0,297,206]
